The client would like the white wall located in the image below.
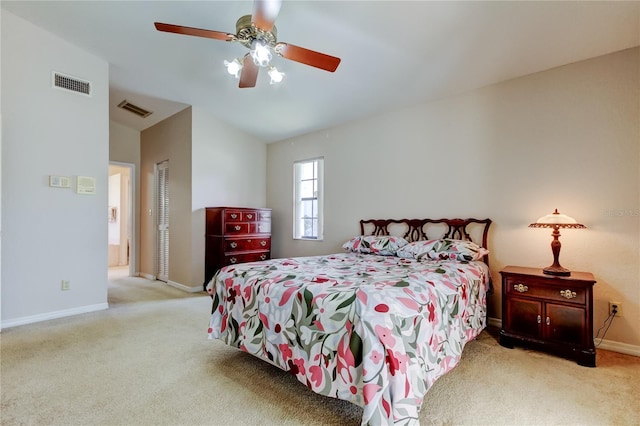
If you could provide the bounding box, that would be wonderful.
[191,106,266,287]
[1,11,109,326]
[267,48,639,349]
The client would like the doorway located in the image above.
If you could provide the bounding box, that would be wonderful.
[108,162,135,277]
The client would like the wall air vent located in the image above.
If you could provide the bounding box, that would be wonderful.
[117,100,153,118]
[52,72,91,96]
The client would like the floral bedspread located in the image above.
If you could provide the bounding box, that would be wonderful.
[207,253,489,425]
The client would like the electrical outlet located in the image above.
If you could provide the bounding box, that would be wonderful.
[609,301,622,317]
[61,280,71,291]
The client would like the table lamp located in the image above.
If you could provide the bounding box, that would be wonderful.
[529,209,586,276]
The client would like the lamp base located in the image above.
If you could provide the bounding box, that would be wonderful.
[543,265,571,276]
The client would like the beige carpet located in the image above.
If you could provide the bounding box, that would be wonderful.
[1,269,638,426]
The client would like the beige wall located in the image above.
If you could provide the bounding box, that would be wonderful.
[110,120,141,164]
[267,48,639,349]
[140,107,192,287]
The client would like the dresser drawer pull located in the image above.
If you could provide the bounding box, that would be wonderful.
[229,257,237,264]
[537,315,541,324]
[246,213,253,219]
[560,289,577,299]
[260,240,267,247]
[234,225,241,231]
[260,254,267,260]
[231,213,238,219]
[230,242,237,249]
[514,283,529,293]
[546,316,551,326]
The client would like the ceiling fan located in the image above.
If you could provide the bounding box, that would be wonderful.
[154,0,341,88]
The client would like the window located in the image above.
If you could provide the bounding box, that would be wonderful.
[293,158,324,240]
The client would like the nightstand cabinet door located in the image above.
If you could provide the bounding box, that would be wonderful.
[506,297,543,339]
[545,303,585,346]
[499,266,596,367]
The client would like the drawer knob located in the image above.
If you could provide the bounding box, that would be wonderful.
[231,213,238,219]
[260,240,267,246]
[230,242,237,249]
[234,225,241,231]
[560,289,577,299]
[537,315,541,324]
[260,254,267,260]
[246,214,253,219]
[546,316,551,326]
[514,283,529,293]
[229,257,237,264]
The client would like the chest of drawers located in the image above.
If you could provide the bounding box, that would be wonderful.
[204,207,271,288]
[499,265,596,367]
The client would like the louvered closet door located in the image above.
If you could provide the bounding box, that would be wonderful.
[156,161,169,282]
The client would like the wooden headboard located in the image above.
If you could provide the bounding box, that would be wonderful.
[360,218,492,266]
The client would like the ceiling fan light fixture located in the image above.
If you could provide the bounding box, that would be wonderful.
[268,66,284,84]
[250,39,272,67]
[155,0,341,89]
[224,58,243,78]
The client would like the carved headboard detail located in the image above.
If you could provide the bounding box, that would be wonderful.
[360,218,492,266]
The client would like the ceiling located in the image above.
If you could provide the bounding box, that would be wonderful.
[3,1,639,143]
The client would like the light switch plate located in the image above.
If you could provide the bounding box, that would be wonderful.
[49,175,71,188]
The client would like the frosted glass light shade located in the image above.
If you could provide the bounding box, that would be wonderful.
[529,209,586,229]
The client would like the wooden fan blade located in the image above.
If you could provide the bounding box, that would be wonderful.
[252,0,282,31]
[275,43,341,72]
[154,22,234,41]
[239,56,259,88]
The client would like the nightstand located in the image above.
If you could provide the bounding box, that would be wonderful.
[499,265,596,367]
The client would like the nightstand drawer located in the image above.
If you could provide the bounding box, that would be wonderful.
[506,276,586,305]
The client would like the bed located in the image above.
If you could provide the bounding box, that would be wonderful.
[206,218,492,425]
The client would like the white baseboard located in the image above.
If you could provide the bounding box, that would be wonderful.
[488,316,502,329]
[167,280,203,293]
[486,317,640,357]
[138,274,202,293]
[1,303,109,329]
[597,339,640,357]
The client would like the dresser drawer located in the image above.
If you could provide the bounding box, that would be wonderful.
[224,237,271,252]
[224,251,270,266]
[224,210,244,221]
[253,221,271,234]
[242,211,259,221]
[224,209,264,222]
[225,223,249,234]
[505,276,586,305]
[258,210,271,221]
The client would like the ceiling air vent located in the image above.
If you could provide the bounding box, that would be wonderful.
[52,71,91,96]
[117,100,153,118]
